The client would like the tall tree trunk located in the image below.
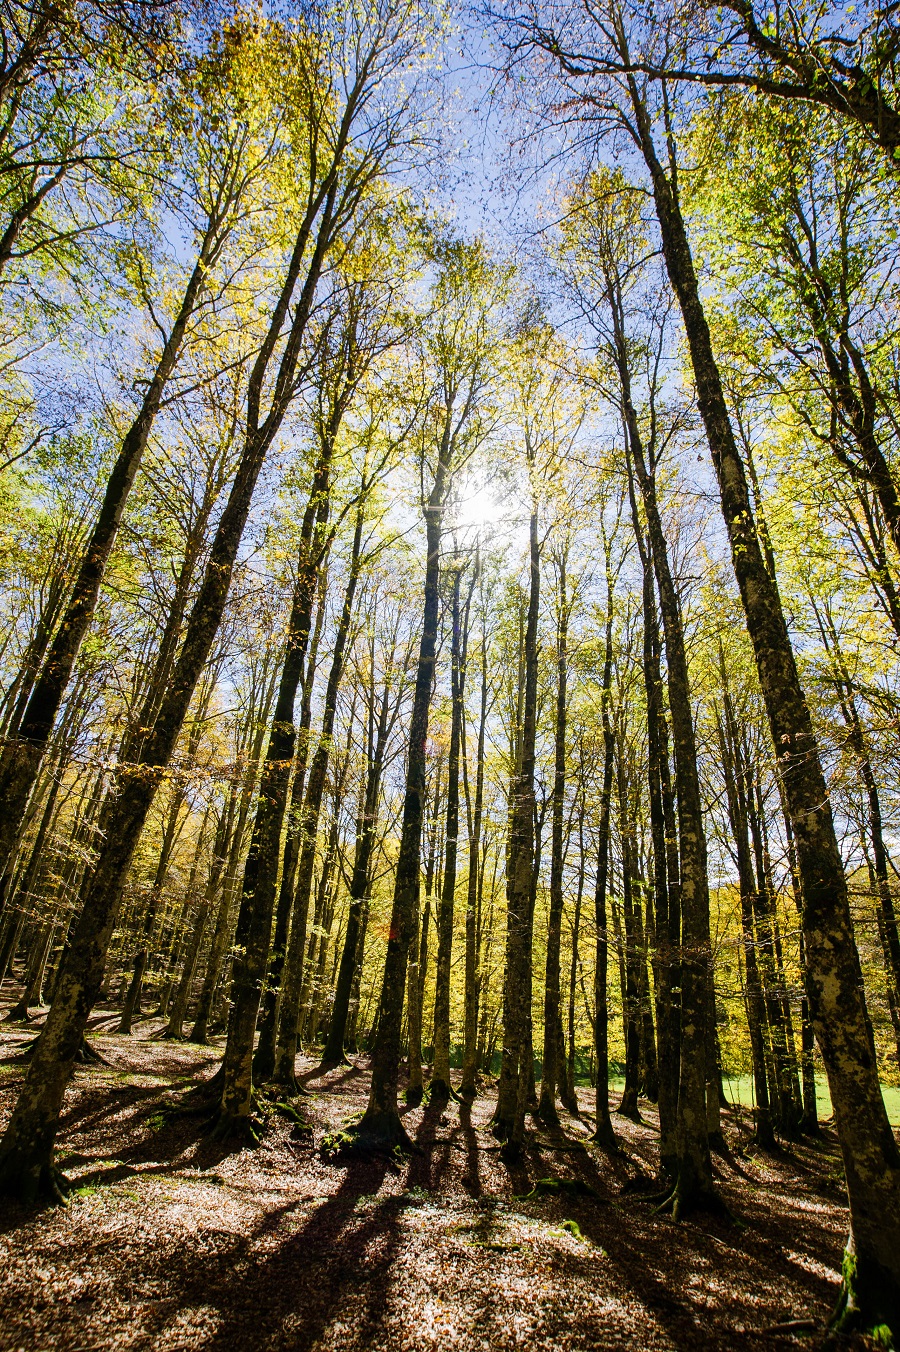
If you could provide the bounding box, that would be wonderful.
[269,511,364,1092]
[592,573,618,1150]
[627,459,677,1155]
[431,562,470,1103]
[407,760,442,1104]
[117,779,187,1034]
[631,90,900,1314]
[538,552,570,1126]
[615,736,642,1123]
[0,177,342,1198]
[213,420,343,1131]
[353,462,449,1149]
[321,654,396,1066]
[717,701,775,1148]
[562,808,586,1114]
[460,593,488,1101]
[252,563,329,1082]
[0,210,231,878]
[493,505,540,1151]
[613,331,714,1208]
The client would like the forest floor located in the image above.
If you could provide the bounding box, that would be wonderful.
[0,992,885,1352]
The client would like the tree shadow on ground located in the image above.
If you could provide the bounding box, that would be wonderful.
[518,1122,844,1348]
[155,1157,401,1351]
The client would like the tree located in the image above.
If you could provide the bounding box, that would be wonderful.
[0,0,433,1201]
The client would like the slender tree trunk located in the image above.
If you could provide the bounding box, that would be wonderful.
[616,738,642,1123]
[493,506,540,1150]
[321,660,394,1066]
[592,579,618,1150]
[117,780,187,1034]
[431,563,469,1103]
[717,704,775,1148]
[407,763,442,1102]
[269,512,364,1092]
[214,431,341,1131]
[460,599,488,1101]
[627,460,677,1150]
[538,554,570,1126]
[253,564,329,1081]
[615,353,713,1208]
[0,214,229,878]
[562,809,585,1114]
[354,432,453,1149]
[0,181,340,1198]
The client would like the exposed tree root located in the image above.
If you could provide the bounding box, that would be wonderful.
[322,1108,418,1161]
[0,1152,73,1207]
[516,1176,602,1202]
[589,1123,620,1152]
[10,1034,110,1067]
[205,1109,263,1145]
[828,1245,899,1347]
[265,1070,311,1098]
[651,1182,738,1224]
[498,1135,525,1164]
[74,1035,110,1066]
[425,1077,462,1107]
[535,1100,560,1131]
[317,1052,353,1073]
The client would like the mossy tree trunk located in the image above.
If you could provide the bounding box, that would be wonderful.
[493,504,539,1150]
[431,559,472,1103]
[538,549,571,1127]
[627,81,900,1316]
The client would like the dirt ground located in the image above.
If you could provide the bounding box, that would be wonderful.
[0,996,883,1352]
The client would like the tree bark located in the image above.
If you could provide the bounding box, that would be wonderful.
[353,426,454,1149]
[431,561,469,1103]
[269,509,364,1092]
[493,506,539,1150]
[0,208,232,879]
[630,87,900,1316]
[538,552,570,1126]
[0,169,342,1198]
[460,589,488,1101]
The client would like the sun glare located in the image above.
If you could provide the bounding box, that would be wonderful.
[454,484,508,530]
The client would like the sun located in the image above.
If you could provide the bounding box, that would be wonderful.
[453,483,507,530]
